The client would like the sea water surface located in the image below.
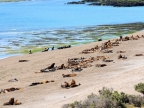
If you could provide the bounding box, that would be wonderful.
[0,0,144,59]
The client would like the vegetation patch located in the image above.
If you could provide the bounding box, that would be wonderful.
[62,86,144,108]
[135,83,144,94]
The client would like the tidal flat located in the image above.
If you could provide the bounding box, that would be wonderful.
[1,22,144,55]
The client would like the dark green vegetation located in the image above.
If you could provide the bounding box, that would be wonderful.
[62,86,144,108]
[135,83,144,94]
[3,22,144,54]
[67,0,144,7]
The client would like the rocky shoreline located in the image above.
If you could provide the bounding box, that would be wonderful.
[67,0,144,7]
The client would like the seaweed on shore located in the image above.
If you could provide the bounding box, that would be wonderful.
[1,22,144,55]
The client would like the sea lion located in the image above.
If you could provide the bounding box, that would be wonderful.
[62,73,77,78]
[3,98,14,105]
[96,64,107,67]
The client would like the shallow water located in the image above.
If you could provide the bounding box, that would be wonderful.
[0,0,144,59]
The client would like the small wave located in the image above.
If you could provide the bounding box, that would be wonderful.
[0,31,25,36]
[0,54,21,60]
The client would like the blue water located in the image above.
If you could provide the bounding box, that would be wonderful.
[0,0,144,59]
[1,0,144,31]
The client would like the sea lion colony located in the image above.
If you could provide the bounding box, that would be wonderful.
[1,35,144,105]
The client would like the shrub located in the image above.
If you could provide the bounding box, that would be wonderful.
[62,86,144,108]
[135,83,144,94]
[62,87,126,108]
[128,95,144,107]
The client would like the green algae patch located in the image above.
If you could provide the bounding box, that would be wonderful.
[3,22,144,55]
[20,46,48,54]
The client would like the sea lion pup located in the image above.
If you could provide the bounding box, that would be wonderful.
[68,57,85,63]
[94,45,100,51]
[70,79,76,85]
[41,80,49,84]
[72,66,83,72]
[14,100,22,105]
[29,50,32,54]
[42,48,49,52]
[29,82,41,86]
[50,80,55,82]
[61,81,70,88]
[118,54,127,59]
[102,58,113,62]
[70,83,81,88]
[81,63,92,68]
[89,56,99,61]
[0,89,4,94]
[102,49,113,53]
[96,56,109,60]
[70,79,81,88]
[98,38,102,41]
[8,78,18,82]
[5,87,21,92]
[3,89,9,93]
[57,64,66,70]
[36,66,56,73]
[35,68,49,73]
[62,73,77,78]
[118,54,123,59]
[29,80,54,86]
[3,98,14,105]
[130,35,134,40]
[99,43,106,52]
[111,41,119,46]
[19,60,29,62]
[119,36,123,41]
[79,50,92,54]
[117,51,126,53]
[136,35,140,38]
[51,46,54,50]
[124,36,130,41]
[67,45,71,48]
[96,64,107,67]
[135,54,143,56]
[131,35,138,40]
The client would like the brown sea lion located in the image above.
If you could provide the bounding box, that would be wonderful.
[62,73,77,78]
[96,64,107,67]
[135,54,143,56]
[14,100,22,105]
[3,98,14,105]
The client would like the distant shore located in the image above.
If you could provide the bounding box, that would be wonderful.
[0,0,25,2]
[67,0,144,7]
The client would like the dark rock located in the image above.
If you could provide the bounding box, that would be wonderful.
[67,1,85,4]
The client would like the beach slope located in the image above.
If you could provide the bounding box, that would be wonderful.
[0,30,144,108]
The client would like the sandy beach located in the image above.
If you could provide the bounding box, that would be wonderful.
[0,30,144,108]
